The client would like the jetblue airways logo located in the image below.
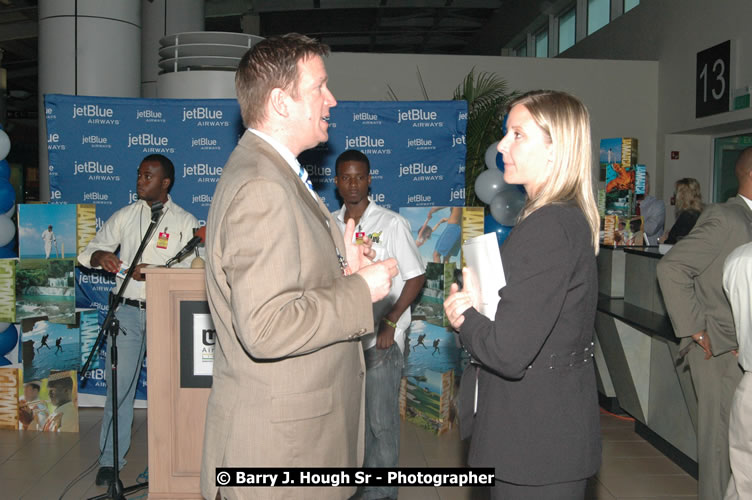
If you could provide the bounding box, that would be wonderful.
[344,136,391,155]
[352,112,381,125]
[407,194,432,204]
[136,109,164,122]
[407,138,435,150]
[450,187,465,202]
[128,133,174,153]
[182,107,229,126]
[128,133,168,148]
[397,108,443,128]
[399,162,438,178]
[74,161,119,182]
[183,163,223,182]
[48,133,65,151]
[345,135,384,149]
[83,192,110,203]
[192,194,213,204]
[73,104,119,124]
[82,135,110,148]
[452,134,466,147]
[191,137,219,150]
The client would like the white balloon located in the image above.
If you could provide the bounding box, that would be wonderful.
[484,141,501,169]
[3,204,14,218]
[474,168,507,204]
[0,215,15,247]
[0,130,9,160]
[490,188,527,226]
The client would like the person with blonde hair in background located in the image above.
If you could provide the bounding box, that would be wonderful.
[660,177,704,244]
[444,90,601,499]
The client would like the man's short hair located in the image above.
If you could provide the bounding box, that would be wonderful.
[142,154,175,192]
[26,382,40,391]
[235,33,330,129]
[335,150,371,176]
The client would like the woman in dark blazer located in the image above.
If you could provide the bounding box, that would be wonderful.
[444,90,601,499]
[660,177,703,244]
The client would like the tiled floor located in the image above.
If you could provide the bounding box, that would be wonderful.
[0,407,697,499]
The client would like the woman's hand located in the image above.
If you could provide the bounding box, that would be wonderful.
[443,268,480,330]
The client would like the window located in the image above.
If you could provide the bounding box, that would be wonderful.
[624,0,639,13]
[515,41,527,57]
[587,0,609,35]
[558,7,576,53]
[535,30,548,58]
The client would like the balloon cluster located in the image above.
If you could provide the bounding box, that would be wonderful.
[475,141,526,246]
[0,125,16,258]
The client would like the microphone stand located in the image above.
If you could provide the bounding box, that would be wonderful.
[81,201,164,500]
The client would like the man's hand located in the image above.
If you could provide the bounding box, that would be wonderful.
[131,263,150,281]
[692,330,713,360]
[376,320,396,349]
[90,250,121,274]
[343,218,376,272]
[356,258,398,302]
[443,268,481,330]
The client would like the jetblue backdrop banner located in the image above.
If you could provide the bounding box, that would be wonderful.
[45,94,467,401]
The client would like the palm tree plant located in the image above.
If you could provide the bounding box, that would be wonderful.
[453,69,518,207]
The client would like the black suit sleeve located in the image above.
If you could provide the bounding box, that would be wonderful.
[459,207,575,379]
[665,210,700,244]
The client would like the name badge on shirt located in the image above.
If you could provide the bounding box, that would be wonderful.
[157,231,169,249]
[355,231,365,245]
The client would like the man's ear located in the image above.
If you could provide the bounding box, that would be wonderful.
[269,88,288,118]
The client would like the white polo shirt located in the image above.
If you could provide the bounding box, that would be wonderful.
[334,200,425,352]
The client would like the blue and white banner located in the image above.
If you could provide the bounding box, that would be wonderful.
[45,94,467,401]
[301,101,467,209]
[45,95,467,219]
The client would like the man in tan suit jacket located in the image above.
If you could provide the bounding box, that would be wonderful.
[658,147,752,500]
[201,34,398,500]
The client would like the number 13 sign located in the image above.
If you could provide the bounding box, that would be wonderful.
[696,40,731,118]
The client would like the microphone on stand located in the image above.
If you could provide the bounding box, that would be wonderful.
[166,226,205,267]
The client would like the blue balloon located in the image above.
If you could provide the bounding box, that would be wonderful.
[484,214,513,246]
[0,160,9,180]
[0,247,16,258]
[0,323,18,366]
[496,151,505,171]
[1,235,15,249]
[0,180,15,213]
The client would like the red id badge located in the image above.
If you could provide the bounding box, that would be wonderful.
[355,231,365,245]
[157,231,169,249]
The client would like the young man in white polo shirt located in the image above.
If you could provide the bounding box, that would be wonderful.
[333,149,426,500]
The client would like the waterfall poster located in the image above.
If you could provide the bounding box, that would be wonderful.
[15,259,76,324]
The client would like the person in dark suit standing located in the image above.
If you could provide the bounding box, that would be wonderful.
[444,90,601,499]
[657,148,752,500]
[201,33,397,500]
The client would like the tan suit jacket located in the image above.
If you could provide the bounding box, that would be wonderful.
[200,131,374,500]
[658,196,752,353]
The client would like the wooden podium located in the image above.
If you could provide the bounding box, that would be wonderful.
[144,267,210,499]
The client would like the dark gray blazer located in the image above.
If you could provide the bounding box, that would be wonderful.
[657,196,752,354]
[459,203,601,485]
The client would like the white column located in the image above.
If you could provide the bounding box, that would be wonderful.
[141,0,204,98]
[38,0,141,201]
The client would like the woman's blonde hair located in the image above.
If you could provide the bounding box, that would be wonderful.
[674,177,703,214]
[510,90,600,254]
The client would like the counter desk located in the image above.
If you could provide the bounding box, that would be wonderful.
[594,247,698,478]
